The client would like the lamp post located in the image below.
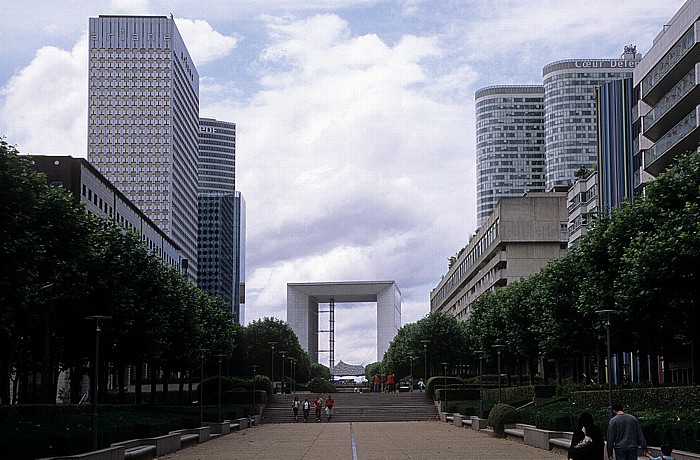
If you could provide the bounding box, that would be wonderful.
[198,348,209,426]
[421,340,430,379]
[409,355,415,391]
[214,353,227,422]
[289,357,297,393]
[441,362,449,413]
[596,309,614,419]
[251,365,258,416]
[267,342,277,387]
[492,344,505,403]
[85,315,110,451]
[475,350,485,418]
[279,350,287,393]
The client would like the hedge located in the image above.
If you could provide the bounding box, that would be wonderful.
[482,385,556,403]
[570,386,700,407]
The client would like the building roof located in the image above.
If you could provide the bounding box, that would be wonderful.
[331,361,365,376]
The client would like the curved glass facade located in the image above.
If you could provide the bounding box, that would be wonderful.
[543,58,638,190]
[475,86,545,226]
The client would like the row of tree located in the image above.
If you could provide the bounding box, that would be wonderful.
[381,150,700,386]
[0,141,314,405]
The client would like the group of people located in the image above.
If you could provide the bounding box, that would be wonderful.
[567,403,674,460]
[370,372,425,393]
[292,395,334,422]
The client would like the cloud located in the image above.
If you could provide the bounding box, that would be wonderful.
[175,18,239,65]
[0,34,88,156]
[205,14,475,364]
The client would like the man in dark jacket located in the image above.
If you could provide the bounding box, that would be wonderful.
[607,403,649,460]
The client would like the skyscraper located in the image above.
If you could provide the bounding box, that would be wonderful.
[87,15,200,279]
[197,118,245,323]
[475,85,545,227]
[542,50,640,190]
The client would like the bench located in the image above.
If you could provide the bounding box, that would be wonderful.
[169,426,211,444]
[38,446,125,460]
[180,434,199,448]
[124,445,157,460]
[111,432,181,457]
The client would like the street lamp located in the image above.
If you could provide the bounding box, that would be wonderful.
[596,309,614,419]
[197,348,209,426]
[214,353,227,422]
[441,362,449,413]
[421,340,430,379]
[288,357,297,393]
[409,355,415,391]
[85,315,110,451]
[492,344,505,403]
[279,350,288,393]
[267,342,277,386]
[475,350,485,418]
[251,365,258,416]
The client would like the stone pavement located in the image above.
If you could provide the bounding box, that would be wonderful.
[159,420,565,460]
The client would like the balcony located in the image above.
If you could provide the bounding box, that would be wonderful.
[645,109,699,175]
[641,27,699,104]
[643,68,699,141]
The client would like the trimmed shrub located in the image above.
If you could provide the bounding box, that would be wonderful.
[308,377,336,394]
[487,403,521,435]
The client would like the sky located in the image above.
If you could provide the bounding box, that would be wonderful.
[1,0,686,367]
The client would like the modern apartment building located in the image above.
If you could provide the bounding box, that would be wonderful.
[475,86,546,227]
[634,0,700,186]
[566,170,598,248]
[543,49,640,190]
[196,118,245,323]
[87,15,200,280]
[30,155,183,269]
[430,192,568,320]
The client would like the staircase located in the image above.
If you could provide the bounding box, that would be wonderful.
[262,392,439,424]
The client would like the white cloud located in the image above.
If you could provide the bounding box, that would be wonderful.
[175,18,239,65]
[0,35,88,156]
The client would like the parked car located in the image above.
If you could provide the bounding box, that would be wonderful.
[398,380,411,392]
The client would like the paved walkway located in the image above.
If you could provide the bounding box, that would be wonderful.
[160,421,565,460]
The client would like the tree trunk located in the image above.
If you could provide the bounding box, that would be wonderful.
[117,363,126,404]
[135,362,143,405]
[161,366,168,405]
[555,359,563,387]
[41,315,52,403]
[150,363,158,405]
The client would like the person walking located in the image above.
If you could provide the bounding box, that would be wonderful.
[567,412,604,460]
[292,396,300,422]
[386,371,395,393]
[314,396,323,421]
[325,395,334,421]
[373,374,381,392]
[302,398,310,422]
[607,403,649,460]
[418,378,425,392]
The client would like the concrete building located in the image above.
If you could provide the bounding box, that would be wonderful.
[29,155,184,270]
[430,192,568,320]
[196,118,245,323]
[475,86,546,227]
[543,50,640,190]
[634,0,700,187]
[287,281,400,364]
[87,15,200,280]
[566,170,598,248]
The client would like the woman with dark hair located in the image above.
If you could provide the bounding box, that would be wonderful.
[568,412,605,460]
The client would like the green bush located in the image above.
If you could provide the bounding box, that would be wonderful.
[308,377,336,394]
[426,376,463,398]
[487,403,521,434]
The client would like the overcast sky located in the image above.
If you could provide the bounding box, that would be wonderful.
[1,0,685,367]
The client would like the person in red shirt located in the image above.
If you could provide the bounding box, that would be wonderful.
[314,396,323,421]
[372,374,381,392]
[386,372,395,393]
[325,395,334,420]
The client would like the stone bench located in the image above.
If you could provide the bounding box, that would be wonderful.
[170,426,211,444]
[111,432,181,457]
[124,445,157,459]
[38,446,125,460]
[205,421,231,435]
[523,426,571,451]
[469,416,488,430]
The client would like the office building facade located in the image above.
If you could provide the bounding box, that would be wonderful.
[430,192,568,320]
[196,118,245,323]
[475,86,546,227]
[634,0,700,185]
[543,50,640,190]
[30,155,183,269]
[87,15,200,279]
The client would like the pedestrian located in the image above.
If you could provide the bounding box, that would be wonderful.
[302,398,310,422]
[373,374,381,392]
[292,396,300,422]
[325,394,334,421]
[607,403,649,460]
[386,371,395,393]
[381,372,386,392]
[314,396,323,421]
[418,378,425,392]
[567,411,604,460]
[646,444,674,460]
[408,376,414,392]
